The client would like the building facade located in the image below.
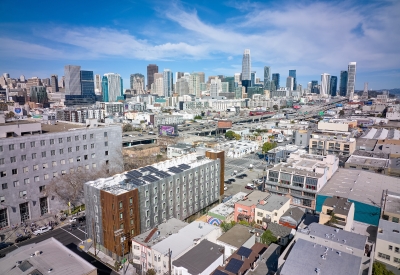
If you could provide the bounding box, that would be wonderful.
[102,73,123,102]
[347,62,357,100]
[339,70,348,97]
[147,64,158,91]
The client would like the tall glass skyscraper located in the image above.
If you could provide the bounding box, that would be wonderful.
[251,71,256,86]
[272,73,280,90]
[347,62,357,100]
[311,80,319,94]
[241,49,251,91]
[147,64,158,91]
[80,70,95,98]
[289,70,297,90]
[339,71,348,97]
[51,75,59,92]
[102,73,123,102]
[320,73,331,96]
[64,65,96,106]
[330,76,338,96]
[264,66,271,90]
[64,65,81,96]
[163,69,173,97]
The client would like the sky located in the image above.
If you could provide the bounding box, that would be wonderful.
[0,0,399,90]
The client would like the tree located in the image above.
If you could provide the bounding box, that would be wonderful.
[146,269,157,275]
[260,230,278,245]
[194,115,202,120]
[5,111,15,119]
[262,142,277,153]
[273,105,279,110]
[324,211,339,227]
[339,110,345,116]
[220,221,233,233]
[225,131,235,140]
[122,124,133,132]
[372,261,395,275]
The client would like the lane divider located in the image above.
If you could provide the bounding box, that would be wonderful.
[60,227,83,242]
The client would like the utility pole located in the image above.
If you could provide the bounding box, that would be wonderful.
[168,248,172,275]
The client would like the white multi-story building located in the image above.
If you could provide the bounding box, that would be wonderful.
[347,62,357,100]
[320,73,331,97]
[103,73,122,102]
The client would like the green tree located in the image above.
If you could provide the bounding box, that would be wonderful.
[122,124,133,132]
[260,230,278,245]
[225,131,235,140]
[238,220,250,226]
[339,110,345,116]
[194,115,202,119]
[5,111,15,119]
[220,221,233,233]
[273,105,279,110]
[372,261,395,275]
[233,133,241,140]
[324,211,339,227]
[262,142,277,153]
[146,269,157,275]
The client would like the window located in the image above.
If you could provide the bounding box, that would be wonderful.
[21,155,26,161]
[32,153,36,159]
[13,180,19,187]
[91,153,95,159]
[0,146,2,152]
[120,213,123,220]
[0,171,6,177]
[119,201,123,209]
[50,139,54,145]
[76,146,80,151]
[30,141,35,147]
[12,169,17,175]
[61,170,66,175]
[23,167,29,173]
[130,197,133,205]
[67,137,71,142]
[40,140,45,146]
[105,141,108,147]
[44,174,49,180]
[84,155,88,160]
[59,149,64,154]
[389,245,393,251]
[9,144,14,150]
[378,252,390,260]
[58,138,63,143]
[395,247,399,253]
[77,157,81,162]
[43,163,48,169]
[85,165,89,170]
[395,257,400,264]
[91,144,95,149]
[69,158,73,163]
[19,190,27,198]
[60,159,66,164]
[24,178,30,184]
[34,176,40,182]
[39,185,46,192]
[52,161,57,167]
[68,147,72,153]
[41,151,46,158]
[104,132,108,137]
[33,164,38,171]
[75,136,79,141]
[83,145,87,150]
[51,150,55,156]
[90,134,94,139]
[120,223,124,229]
[92,163,96,168]
[393,217,399,223]
[10,156,16,163]
[1,183,7,190]
[105,151,109,156]
[0,159,3,165]
[0,196,4,203]
[130,208,133,216]
[20,143,25,149]
[83,134,87,140]
[53,172,58,178]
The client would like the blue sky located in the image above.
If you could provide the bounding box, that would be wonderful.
[0,0,399,90]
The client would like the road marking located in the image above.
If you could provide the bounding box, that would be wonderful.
[60,227,83,242]
[78,227,86,234]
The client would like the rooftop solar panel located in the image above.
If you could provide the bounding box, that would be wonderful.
[127,170,142,178]
[213,270,229,275]
[237,246,252,258]
[225,258,243,274]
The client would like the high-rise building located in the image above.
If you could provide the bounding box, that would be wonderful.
[94,74,102,95]
[311,80,319,94]
[50,75,59,92]
[286,76,294,90]
[234,73,241,85]
[251,71,256,87]
[152,73,164,96]
[19,75,25,82]
[320,73,331,96]
[130,73,145,94]
[30,86,48,104]
[58,76,65,89]
[147,64,158,90]
[241,49,251,91]
[272,73,280,90]
[102,73,123,102]
[197,72,205,84]
[289,70,297,90]
[264,66,271,90]
[330,76,338,97]
[3,73,9,78]
[175,77,189,96]
[42,78,51,87]
[189,73,201,97]
[65,65,82,96]
[339,71,348,97]
[80,70,96,98]
[176,72,184,80]
[224,77,235,93]
[347,62,357,100]
[361,82,369,100]
[163,69,173,97]
[210,77,221,97]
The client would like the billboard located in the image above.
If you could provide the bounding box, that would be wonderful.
[158,125,178,136]
[217,120,232,129]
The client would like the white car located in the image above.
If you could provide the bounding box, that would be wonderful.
[224,185,228,191]
[33,226,52,235]
[69,217,77,223]
[258,179,264,184]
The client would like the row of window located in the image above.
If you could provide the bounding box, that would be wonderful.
[388,245,400,253]
[0,185,45,202]
[378,252,400,263]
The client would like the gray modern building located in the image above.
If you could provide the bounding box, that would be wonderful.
[264,66,271,91]
[65,65,82,96]
[241,49,251,91]
[347,62,357,100]
[50,74,59,92]
[0,116,122,227]
[339,71,348,97]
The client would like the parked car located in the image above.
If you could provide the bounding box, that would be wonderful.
[235,175,245,179]
[246,183,255,190]
[77,216,86,223]
[33,226,52,236]
[245,185,254,190]
[15,235,31,243]
[228,178,236,182]
[0,242,12,250]
[258,178,264,184]
[224,180,231,185]
[69,224,78,231]
[69,217,77,223]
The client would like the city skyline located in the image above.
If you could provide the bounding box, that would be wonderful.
[0,0,399,89]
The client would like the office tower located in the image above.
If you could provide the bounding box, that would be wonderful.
[307,82,312,91]
[3,73,9,78]
[251,71,256,87]
[224,77,235,93]
[286,76,294,90]
[311,80,319,94]
[347,62,357,100]
[234,73,241,85]
[330,76,338,96]
[152,73,164,96]
[263,66,271,90]
[50,75,59,92]
[163,69,173,97]
[130,73,145,94]
[20,75,25,82]
[197,72,205,84]
[272,73,280,90]
[80,70,96,99]
[339,71,348,97]
[175,77,189,96]
[59,76,65,89]
[241,49,251,91]
[320,73,331,96]
[221,82,229,93]
[147,64,158,90]
[189,73,201,97]
[94,74,102,95]
[210,77,221,97]
[289,70,297,90]
[297,84,303,94]
[65,65,82,95]
[361,82,369,100]
[30,86,48,104]
[42,78,51,87]
[102,73,123,102]
[177,72,184,80]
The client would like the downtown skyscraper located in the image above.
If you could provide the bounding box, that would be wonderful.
[147,64,158,91]
[241,49,251,91]
[264,66,271,90]
[347,62,357,100]
[339,71,348,97]
[320,73,331,96]
[272,73,280,91]
[163,69,173,97]
[330,76,338,96]
[102,73,123,102]
[289,70,297,90]
[64,65,96,106]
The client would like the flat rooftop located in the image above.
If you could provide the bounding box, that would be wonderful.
[346,155,389,168]
[269,163,324,178]
[280,238,362,275]
[257,194,290,212]
[322,196,352,216]
[383,191,400,215]
[377,219,400,245]
[319,169,400,207]
[132,218,187,247]
[0,237,96,275]
[352,149,389,159]
[237,191,269,207]
[208,192,247,218]
[41,122,87,133]
[217,224,254,248]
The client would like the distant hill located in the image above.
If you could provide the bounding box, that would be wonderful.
[355,88,400,98]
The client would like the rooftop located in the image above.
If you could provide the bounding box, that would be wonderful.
[322,196,353,216]
[361,128,400,140]
[383,191,400,215]
[265,222,292,237]
[217,224,254,248]
[0,237,96,275]
[269,162,324,178]
[374,139,400,155]
[172,240,224,274]
[356,138,378,149]
[346,155,389,168]
[208,192,247,218]
[237,191,269,207]
[377,219,400,244]
[280,238,362,275]
[132,218,187,247]
[247,243,280,275]
[299,223,367,250]
[319,169,400,207]
[352,149,389,159]
[256,194,290,212]
[280,207,305,222]
[151,221,218,259]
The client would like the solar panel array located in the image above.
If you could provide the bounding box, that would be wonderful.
[213,270,229,275]
[142,175,159,183]
[237,246,252,258]
[178,164,191,170]
[225,258,244,274]
[168,166,184,173]
[126,170,142,178]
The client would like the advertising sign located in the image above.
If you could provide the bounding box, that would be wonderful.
[159,125,177,136]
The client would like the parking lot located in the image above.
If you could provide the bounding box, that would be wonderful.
[225,154,267,180]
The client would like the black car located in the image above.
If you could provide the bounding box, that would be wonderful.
[228,178,236,182]
[0,242,13,250]
[69,224,78,231]
[235,175,245,179]
[0,253,5,258]
[15,235,31,243]
[77,216,86,223]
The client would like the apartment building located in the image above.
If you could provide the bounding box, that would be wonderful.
[234,191,269,223]
[319,196,355,231]
[317,119,357,132]
[84,150,224,259]
[0,117,121,227]
[264,153,338,211]
[345,154,389,174]
[309,132,356,156]
[382,190,400,223]
[375,219,400,268]
[254,194,290,226]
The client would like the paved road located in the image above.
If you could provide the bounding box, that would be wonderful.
[0,224,118,275]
